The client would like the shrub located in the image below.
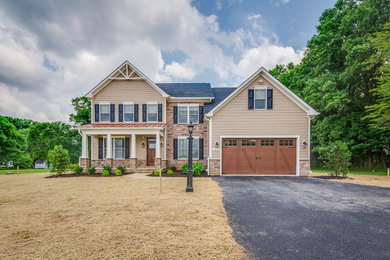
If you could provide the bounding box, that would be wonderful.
[181,163,204,175]
[115,169,122,176]
[13,154,33,169]
[154,169,161,176]
[193,163,204,176]
[169,166,177,171]
[181,163,188,173]
[87,166,96,175]
[318,141,351,177]
[167,169,174,175]
[101,170,110,176]
[103,165,112,174]
[47,145,70,175]
[117,166,126,173]
[73,166,83,175]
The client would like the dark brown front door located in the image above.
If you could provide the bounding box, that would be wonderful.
[222,138,296,175]
[147,138,156,166]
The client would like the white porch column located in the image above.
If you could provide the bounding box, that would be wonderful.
[81,132,88,158]
[131,134,136,158]
[106,134,112,158]
[156,132,161,158]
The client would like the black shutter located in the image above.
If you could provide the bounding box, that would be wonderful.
[248,89,254,110]
[98,138,103,159]
[142,104,147,122]
[125,138,130,159]
[95,104,99,122]
[119,104,123,122]
[199,106,204,123]
[267,89,273,109]
[173,138,178,159]
[110,104,115,122]
[199,138,204,160]
[173,106,178,124]
[158,104,162,122]
[134,104,139,122]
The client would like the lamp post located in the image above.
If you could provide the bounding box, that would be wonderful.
[186,121,194,192]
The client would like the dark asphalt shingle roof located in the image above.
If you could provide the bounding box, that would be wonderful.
[205,87,236,113]
[156,83,214,98]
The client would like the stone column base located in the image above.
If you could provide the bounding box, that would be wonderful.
[155,158,161,169]
[209,159,220,176]
[299,160,310,176]
[130,158,137,169]
[79,158,89,172]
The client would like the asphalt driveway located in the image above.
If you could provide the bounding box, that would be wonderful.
[215,177,390,260]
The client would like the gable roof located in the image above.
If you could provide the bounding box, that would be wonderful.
[85,60,169,98]
[156,83,214,99]
[205,87,236,113]
[206,67,319,117]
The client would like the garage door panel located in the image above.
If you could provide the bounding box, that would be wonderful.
[222,140,239,174]
[239,146,257,174]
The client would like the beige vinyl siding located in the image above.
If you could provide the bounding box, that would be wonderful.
[92,79,165,123]
[211,75,309,159]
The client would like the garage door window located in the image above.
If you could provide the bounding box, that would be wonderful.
[242,140,256,146]
[223,140,237,146]
[260,140,274,146]
[280,139,294,146]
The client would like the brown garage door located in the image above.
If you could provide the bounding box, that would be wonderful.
[222,138,296,175]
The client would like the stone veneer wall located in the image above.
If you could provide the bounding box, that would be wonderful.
[299,159,310,176]
[165,102,208,170]
[209,159,220,176]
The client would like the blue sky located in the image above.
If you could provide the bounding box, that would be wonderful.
[0,0,336,122]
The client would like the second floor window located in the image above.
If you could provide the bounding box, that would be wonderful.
[178,105,199,124]
[100,104,110,122]
[124,104,134,122]
[254,89,266,109]
[147,104,158,122]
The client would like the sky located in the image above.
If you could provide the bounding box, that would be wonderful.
[0,0,336,122]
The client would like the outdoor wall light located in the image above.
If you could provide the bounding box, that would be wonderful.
[215,141,219,149]
[142,141,145,148]
[160,141,163,147]
[303,140,307,146]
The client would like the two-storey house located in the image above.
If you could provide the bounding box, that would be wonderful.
[78,61,318,176]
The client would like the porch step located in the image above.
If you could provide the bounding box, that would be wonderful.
[135,167,157,174]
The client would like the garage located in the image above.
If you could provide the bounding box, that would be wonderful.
[221,138,297,175]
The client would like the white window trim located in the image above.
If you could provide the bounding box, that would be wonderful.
[123,103,134,122]
[99,103,110,122]
[254,86,267,110]
[147,103,158,122]
[178,104,199,124]
[177,136,200,160]
[103,137,126,159]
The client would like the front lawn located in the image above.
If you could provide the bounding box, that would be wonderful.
[0,173,243,259]
[312,168,388,176]
[0,168,51,175]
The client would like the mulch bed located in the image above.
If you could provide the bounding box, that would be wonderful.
[147,171,210,177]
[312,175,351,180]
[45,173,133,178]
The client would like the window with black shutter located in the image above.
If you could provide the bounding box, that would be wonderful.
[248,89,254,110]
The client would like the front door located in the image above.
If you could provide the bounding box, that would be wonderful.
[147,138,156,166]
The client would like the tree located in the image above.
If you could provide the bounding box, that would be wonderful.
[69,96,91,126]
[47,145,70,175]
[0,116,30,168]
[364,20,390,130]
[318,141,351,177]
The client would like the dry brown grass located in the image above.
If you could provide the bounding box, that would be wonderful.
[0,173,244,259]
[311,172,390,188]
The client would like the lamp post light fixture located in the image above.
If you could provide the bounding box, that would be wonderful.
[186,121,194,192]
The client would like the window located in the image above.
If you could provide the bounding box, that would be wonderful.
[124,104,134,122]
[242,140,256,146]
[260,139,274,146]
[280,139,294,146]
[178,105,199,124]
[254,89,266,109]
[147,104,158,122]
[178,138,200,160]
[223,140,237,146]
[103,138,125,159]
[100,104,110,122]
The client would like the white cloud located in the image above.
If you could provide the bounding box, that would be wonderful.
[0,0,303,122]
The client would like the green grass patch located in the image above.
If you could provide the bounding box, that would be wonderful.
[312,168,388,176]
[0,168,51,175]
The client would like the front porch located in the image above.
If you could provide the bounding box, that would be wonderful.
[78,123,167,172]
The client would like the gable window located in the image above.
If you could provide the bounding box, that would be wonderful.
[254,89,266,109]
[103,138,125,159]
[147,104,158,122]
[100,104,110,122]
[178,105,199,124]
[178,138,199,160]
[124,104,134,122]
